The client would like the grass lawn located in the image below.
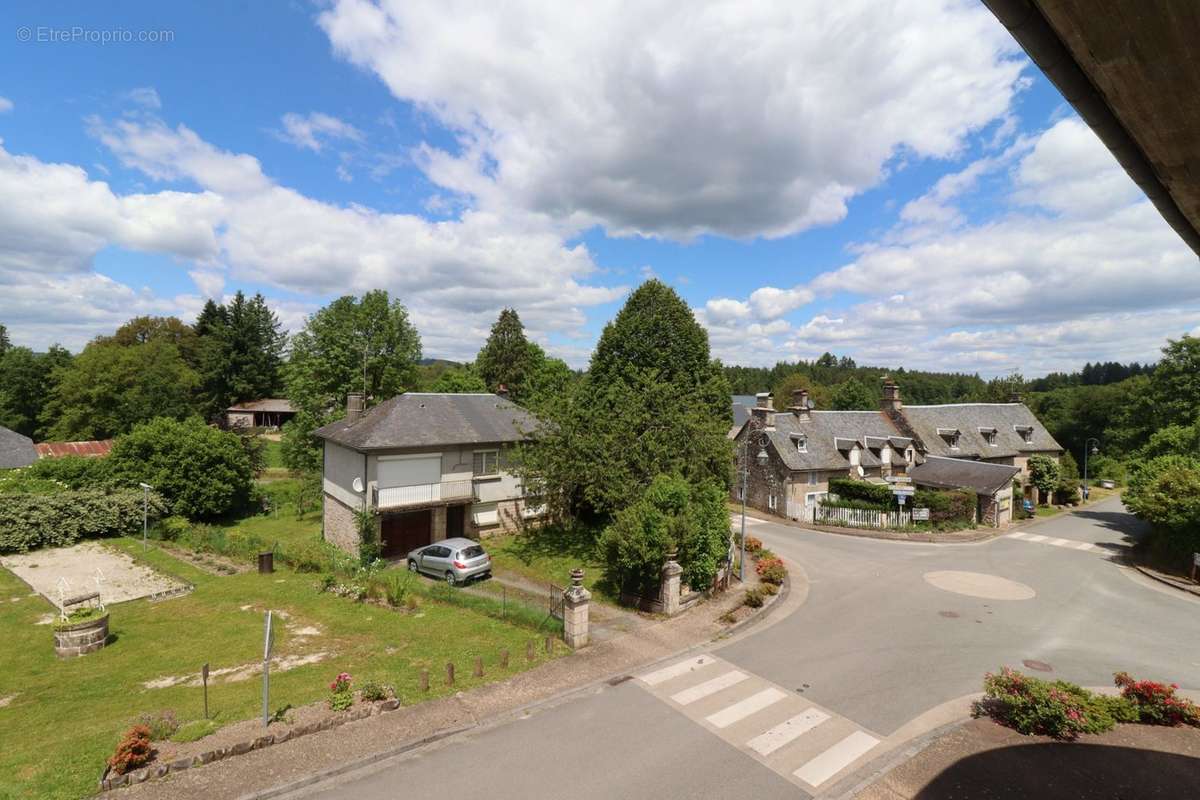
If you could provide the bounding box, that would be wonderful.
[0,538,561,800]
[484,524,618,604]
[262,439,284,469]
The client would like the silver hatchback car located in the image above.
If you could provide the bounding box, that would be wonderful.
[407,537,492,585]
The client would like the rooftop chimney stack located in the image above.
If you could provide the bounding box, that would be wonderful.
[880,379,902,412]
[346,392,365,425]
[789,388,812,422]
[750,392,776,429]
[496,384,510,400]
[1009,391,1022,404]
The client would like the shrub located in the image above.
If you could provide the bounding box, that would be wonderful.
[329,672,354,711]
[1114,672,1200,726]
[1028,455,1061,501]
[756,557,787,586]
[972,668,1118,739]
[1123,455,1200,556]
[743,587,765,608]
[735,533,763,553]
[155,515,192,541]
[359,679,393,702]
[914,488,976,524]
[136,710,179,741]
[383,572,414,607]
[281,539,338,573]
[171,719,219,743]
[21,455,111,488]
[759,581,779,596]
[0,489,168,554]
[828,478,894,507]
[107,725,154,775]
[105,417,256,519]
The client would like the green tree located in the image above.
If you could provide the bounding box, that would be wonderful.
[476,308,539,401]
[101,316,201,368]
[194,292,287,420]
[830,378,875,410]
[105,417,255,519]
[598,474,730,594]
[1148,334,1200,429]
[1027,454,1061,503]
[0,323,9,357]
[284,291,422,472]
[523,351,575,416]
[517,281,732,519]
[0,345,71,438]
[1124,455,1200,554]
[41,339,199,440]
[431,364,488,393]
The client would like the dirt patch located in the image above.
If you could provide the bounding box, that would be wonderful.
[0,543,184,606]
[158,544,249,576]
[143,652,331,690]
[0,693,17,708]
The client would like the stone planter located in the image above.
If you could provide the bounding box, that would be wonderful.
[54,613,109,658]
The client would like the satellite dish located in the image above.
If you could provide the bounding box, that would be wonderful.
[352,477,364,493]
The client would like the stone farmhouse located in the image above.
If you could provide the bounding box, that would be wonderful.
[732,380,1063,528]
[316,392,543,558]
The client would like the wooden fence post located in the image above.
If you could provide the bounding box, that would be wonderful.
[445,662,455,686]
[473,656,483,678]
[420,669,429,692]
[526,640,535,661]
[500,648,510,668]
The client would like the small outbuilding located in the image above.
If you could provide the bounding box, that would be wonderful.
[225,398,296,430]
[908,455,1020,527]
[0,425,38,469]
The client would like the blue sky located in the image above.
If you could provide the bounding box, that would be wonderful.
[1,1,1196,375]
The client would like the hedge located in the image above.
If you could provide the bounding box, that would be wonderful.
[913,487,975,523]
[828,478,895,507]
[0,489,168,553]
[827,478,975,524]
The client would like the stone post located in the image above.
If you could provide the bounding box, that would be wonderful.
[561,568,592,649]
[660,552,682,617]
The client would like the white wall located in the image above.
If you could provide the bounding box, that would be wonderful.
[324,441,366,510]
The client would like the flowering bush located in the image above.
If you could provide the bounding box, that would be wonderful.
[1114,672,1200,726]
[972,668,1120,739]
[755,556,787,586]
[107,725,155,775]
[739,535,763,553]
[359,679,393,702]
[743,587,765,608]
[329,672,354,711]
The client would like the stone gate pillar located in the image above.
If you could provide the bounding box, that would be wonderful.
[660,552,682,616]
[561,568,591,649]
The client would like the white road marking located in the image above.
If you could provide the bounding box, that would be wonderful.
[1007,532,1032,540]
[746,707,831,756]
[793,730,880,787]
[1025,534,1048,543]
[639,654,716,686]
[705,687,787,729]
[670,670,748,705]
[1073,541,1096,551]
[1046,537,1072,547]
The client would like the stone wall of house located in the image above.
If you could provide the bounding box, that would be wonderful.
[323,493,360,555]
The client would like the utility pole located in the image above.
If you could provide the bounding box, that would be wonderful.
[138,483,153,551]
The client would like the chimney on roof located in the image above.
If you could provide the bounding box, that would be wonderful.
[750,392,775,429]
[788,388,812,422]
[1009,390,1022,404]
[346,392,365,425]
[880,378,902,412]
[496,384,510,400]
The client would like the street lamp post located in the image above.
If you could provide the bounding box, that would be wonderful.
[737,433,770,581]
[1082,438,1100,500]
[138,483,153,551]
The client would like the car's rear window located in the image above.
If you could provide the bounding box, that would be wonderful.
[460,545,485,559]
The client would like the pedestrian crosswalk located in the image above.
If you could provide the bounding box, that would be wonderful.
[1004,531,1104,553]
[636,654,882,794]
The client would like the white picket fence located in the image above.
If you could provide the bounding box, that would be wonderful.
[785,499,813,523]
[815,504,912,530]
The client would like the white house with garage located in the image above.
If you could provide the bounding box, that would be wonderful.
[315,392,543,558]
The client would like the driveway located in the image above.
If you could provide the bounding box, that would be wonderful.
[285,498,1200,799]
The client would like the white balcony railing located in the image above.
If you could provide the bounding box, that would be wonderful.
[372,480,475,510]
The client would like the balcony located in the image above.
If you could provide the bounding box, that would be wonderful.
[371,480,475,511]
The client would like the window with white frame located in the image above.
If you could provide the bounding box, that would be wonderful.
[736,484,745,501]
[805,491,827,507]
[768,494,778,511]
[808,470,819,485]
[792,433,807,453]
[472,449,499,477]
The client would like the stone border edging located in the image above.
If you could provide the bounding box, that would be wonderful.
[1132,564,1200,598]
[98,698,403,791]
[800,522,996,544]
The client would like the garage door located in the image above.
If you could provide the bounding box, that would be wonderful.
[381,510,432,558]
[378,455,440,488]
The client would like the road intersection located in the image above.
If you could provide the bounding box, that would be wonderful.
[292,497,1200,799]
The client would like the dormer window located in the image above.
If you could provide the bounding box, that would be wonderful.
[937,428,960,450]
[791,433,807,453]
[979,427,998,447]
[1014,425,1034,444]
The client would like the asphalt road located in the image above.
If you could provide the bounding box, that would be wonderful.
[290,498,1200,799]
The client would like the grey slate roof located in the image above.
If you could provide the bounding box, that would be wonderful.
[899,403,1062,458]
[314,393,540,451]
[756,410,908,472]
[0,425,38,469]
[909,456,1020,496]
